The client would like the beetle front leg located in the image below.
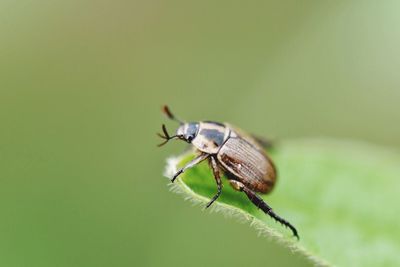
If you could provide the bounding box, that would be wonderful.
[229,180,299,239]
[171,153,209,183]
[205,156,222,208]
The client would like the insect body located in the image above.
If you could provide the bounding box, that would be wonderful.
[158,106,299,239]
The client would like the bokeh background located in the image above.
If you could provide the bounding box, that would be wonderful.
[1,1,400,266]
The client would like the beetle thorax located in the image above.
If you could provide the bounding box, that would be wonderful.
[191,122,230,154]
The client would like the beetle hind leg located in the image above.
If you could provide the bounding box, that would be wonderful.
[205,156,223,209]
[228,180,299,239]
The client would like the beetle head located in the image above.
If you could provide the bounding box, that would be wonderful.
[176,122,199,143]
[158,105,198,146]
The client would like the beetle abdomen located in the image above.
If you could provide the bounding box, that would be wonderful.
[217,137,276,193]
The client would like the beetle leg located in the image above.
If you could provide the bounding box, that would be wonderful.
[228,180,299,239]
[205,156,222,209]
[171,153,209,183]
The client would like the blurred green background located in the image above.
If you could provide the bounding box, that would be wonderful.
[1,1,399,266]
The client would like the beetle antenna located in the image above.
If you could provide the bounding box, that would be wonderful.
[157,124,179,147]
[161,124,170,139]
[162,105,184,124]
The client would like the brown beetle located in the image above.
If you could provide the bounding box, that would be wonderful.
[158,106,299,239]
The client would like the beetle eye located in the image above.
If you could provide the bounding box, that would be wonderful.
[187,135,194,142]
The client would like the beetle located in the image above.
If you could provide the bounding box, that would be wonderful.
[158,105,299,239]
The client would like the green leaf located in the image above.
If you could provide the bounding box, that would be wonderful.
[164,138,400,267]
